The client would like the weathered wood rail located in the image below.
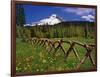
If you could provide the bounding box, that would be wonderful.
[25,37,96,69]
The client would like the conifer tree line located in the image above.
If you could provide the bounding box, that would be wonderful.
[16,21,95,40]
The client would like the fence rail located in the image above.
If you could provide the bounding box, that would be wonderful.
[25,37,96,69]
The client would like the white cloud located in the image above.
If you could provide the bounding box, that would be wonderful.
[63,7,95,22]
[88,14,95,19]
[64,8,95,15]
[81,14,95,22]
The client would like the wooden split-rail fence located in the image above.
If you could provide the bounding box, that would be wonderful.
[25,37,96,69]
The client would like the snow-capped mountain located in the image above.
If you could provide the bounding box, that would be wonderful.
[24,14,64,26]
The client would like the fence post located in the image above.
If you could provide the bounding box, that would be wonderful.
[76,44,95,69]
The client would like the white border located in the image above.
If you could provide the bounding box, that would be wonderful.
[0,0,99,77]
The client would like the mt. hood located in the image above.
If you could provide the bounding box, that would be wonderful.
[24,14,64,26]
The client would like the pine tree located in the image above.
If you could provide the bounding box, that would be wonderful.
[16,4,25,26]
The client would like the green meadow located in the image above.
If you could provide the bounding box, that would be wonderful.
[16,37,96,73]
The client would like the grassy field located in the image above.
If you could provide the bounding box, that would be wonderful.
[16,37,96,73]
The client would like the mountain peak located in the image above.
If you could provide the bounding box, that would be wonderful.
[50,14,57,18]
[25,14,64,26]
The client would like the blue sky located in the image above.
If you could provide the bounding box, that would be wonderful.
[17,4,95,24]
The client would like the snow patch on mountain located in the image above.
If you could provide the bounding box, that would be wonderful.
[39,14,62,25]
[24,14,63,26]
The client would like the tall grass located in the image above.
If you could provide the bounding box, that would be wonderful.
[16,38,95,73]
